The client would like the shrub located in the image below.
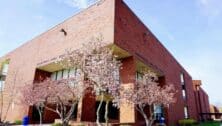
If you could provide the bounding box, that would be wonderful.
[178,119,197,126]
[14,120,22,125]
[200,121,221,126]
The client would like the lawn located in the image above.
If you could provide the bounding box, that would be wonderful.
[195,121,221,126]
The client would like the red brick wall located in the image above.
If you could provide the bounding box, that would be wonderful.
[114,0,198,125]
[194,87,210,120]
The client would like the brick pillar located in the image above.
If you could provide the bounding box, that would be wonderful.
[119,56,136,123]
[80,92,96,122]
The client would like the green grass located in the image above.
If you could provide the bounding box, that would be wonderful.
[178,119,221,126]
[198,121,221,126]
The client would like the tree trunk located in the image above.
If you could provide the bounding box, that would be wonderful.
[96,93,104,126]
[62,119,69,126]
[105,101,109,126]
[138,105,150,126]
[37,106,42,126]
[65,103,77,122]
[141,110,150,126]
[148,105,156,126]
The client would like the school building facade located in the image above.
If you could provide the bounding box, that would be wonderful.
[0,0,210,125]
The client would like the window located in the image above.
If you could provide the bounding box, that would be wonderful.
[184,106,189,119]
[69,68,76,78]
[95,101,119,122]
[63,69,69,79]
[180,72,187,100]
[51,72,57,81]
[0,81,5,91]
[2,63,9,75]
[180,73,185,85]
[182,90,187,99]
[50,68,82,87]
[57,71,63,80]
[154,104,163,121]
[136,72,143,81]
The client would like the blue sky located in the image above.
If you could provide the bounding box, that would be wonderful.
[0,0,222,106]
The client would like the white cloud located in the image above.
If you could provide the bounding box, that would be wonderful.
[61,0,97,9]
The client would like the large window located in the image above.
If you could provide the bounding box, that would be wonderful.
[51,68,78,81]
[51,68,84,87]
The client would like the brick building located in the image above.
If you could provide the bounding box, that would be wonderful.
[192,80,210,121]
[0,0,209,125]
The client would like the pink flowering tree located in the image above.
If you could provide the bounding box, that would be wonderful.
[59,36,122,126]
[41,78,87,126]
[20,77,88,126]
[20,82,45,125]
[83,39,121,126]
[119,71,176,126]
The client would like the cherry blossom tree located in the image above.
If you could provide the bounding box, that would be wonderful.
[20,76,88,126]
[41,78,86,126]
[83,40,121,126]
[119,71,176,126]
[59,36,122,126]
[20,82,45,125]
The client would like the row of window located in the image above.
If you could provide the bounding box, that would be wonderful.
[181,73,189,119]
[180,73,187,99]
[51,68,120,89]
[51,68,81,81]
